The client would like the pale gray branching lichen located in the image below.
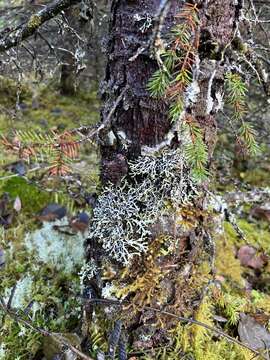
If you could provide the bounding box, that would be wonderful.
[89,185,151,265]
[0,344,6,360]
[130,149,198,208]
[101,283,117,299]
[89,149,198,265]
[79,260,98,286]
[133,13,153,33]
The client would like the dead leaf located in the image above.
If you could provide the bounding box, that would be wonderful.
[251,206,270,222]
[213,314,228,323]
[37,203,67,222]
[13,196,22,212]
[69,212,90,233]
[251,312,270,326]
[238,313,270,350]
[237,245,268,270]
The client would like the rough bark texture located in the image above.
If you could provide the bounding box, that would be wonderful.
[99,0,238,184]
[86,0,240,351]
[99,0,182,184]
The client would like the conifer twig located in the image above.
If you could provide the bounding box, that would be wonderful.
[74,85,129,145]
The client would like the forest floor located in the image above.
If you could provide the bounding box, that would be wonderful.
[0,76,270,360]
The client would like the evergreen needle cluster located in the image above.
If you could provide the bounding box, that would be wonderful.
[225,72,260,155]
[147,3,208,181]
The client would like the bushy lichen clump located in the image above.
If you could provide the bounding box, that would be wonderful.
[89,149,199,265]
[27,14,42,29]
[25,217,85,273]
[89,185,150,264]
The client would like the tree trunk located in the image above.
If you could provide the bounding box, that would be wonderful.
[86,0,240,353]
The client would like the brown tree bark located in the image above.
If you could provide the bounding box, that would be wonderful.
[86,0,241,353]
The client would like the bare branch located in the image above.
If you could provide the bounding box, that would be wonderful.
[0,0,80,53]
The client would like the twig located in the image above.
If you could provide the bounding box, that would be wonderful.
[151,0,171,50]
[7,285,17,309]
[0,295,94,360]
[0,0,81,53]
[144,306,267,358]
[75,85,129,145]
[87,298,266,359]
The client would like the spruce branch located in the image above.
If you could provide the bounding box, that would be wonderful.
[184,120,209,181]
[225,72,260,155]
[238,122,261,156]
[147,3,209,180]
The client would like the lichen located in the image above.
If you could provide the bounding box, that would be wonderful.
[4,275,33,310]
[27,15,42,29]
[0,79,100,359]
[0,214,85,359]
[25,217,85,273]
[89,149,199,265]
[79,259,98,286]
[0,344,6,360]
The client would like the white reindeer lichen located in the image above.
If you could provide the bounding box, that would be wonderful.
[25,217,85,273]
[4,275,33,310]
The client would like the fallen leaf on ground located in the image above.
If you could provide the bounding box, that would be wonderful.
[13,196,22,212]
[238,313,270,350]
[237,245,268,270]
[251,206,270,222]
[37,203,67,221]
[69,212,90,233]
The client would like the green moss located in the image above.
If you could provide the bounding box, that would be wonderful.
[238,168,269,187]
[0,79,99,133]
[0,79,101,359]
[156,296,254,360]
[215,233,245,286]
[0,217,83,359]
[1,177,51,214]
[27,15,42,29]
[27,85,99,129]
[225,219,270,253]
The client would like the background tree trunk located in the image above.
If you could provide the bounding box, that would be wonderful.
[86,0,241,351]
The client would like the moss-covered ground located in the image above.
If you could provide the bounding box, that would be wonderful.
[0,76,100,359]
[0,76,270,359]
